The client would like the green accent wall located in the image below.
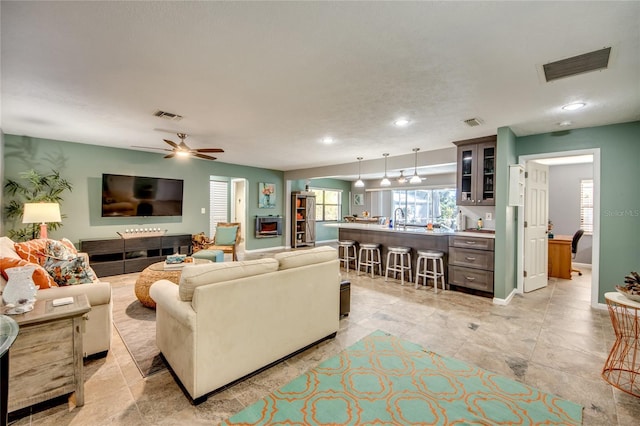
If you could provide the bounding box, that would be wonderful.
[2,135,285,250]
[290,178,352,242]
[513,121,640,303]
[494,127,518,300]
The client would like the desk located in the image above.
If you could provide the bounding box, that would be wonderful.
[548,235,572,279]
[602,292,640,398]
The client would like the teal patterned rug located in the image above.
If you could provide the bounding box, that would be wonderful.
[222,330,582,425]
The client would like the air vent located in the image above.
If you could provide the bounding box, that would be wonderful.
[543,47,611,82]
[463,118,482,127]
[153,110,183,121]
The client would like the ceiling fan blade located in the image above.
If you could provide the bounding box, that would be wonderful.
[163,139,179,149]
[193,153,217,160]
[132,145,172,152]
[164,153,176,159]
[194,148,225,153]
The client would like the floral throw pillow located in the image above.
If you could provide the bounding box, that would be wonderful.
[43,256,95,286]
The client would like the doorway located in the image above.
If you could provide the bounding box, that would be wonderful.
[231,178,247,244]
[516,148,601,308]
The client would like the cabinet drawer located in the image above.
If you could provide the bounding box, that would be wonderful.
[80,238,123,255]
[449,236,494,251]
[125,237,161,251]
[448,265,494,293]
[449,247,494,270]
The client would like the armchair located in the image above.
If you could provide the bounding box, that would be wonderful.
[206,222,241,261]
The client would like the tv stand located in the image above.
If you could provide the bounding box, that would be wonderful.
[80,234,192,277]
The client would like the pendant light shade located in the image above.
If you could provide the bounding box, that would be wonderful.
[410,148,423,184]
[355,157,365,187]
[380,153,391,186]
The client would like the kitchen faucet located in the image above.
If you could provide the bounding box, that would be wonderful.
[393,208,405,229]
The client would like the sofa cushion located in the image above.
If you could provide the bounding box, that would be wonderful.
[274,246,337,271]
[0,237,21,260]
[0,257,58,289]
[36,280,111,306]
[178,258,278,301]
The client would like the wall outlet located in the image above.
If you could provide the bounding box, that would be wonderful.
[485,212,492,221]
[201,207,206,214]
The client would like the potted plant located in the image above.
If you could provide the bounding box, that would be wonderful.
[3,169,73,241]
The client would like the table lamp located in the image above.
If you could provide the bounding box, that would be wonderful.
[22,202,61,239]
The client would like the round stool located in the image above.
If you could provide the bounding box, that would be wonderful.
[415,250,445,292]
[385,246,412,285]
[338,240,358,272]
[357,243,382,278]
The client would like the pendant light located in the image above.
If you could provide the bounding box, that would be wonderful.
[410,148,423,184]
[355,157,365,187]
[380,153,391,186]
[397,170,407,184]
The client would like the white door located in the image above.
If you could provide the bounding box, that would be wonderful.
[523,161,549,292]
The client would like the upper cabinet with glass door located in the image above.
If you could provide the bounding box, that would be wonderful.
[453,135,497,206]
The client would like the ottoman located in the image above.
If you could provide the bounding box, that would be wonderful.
[192,249,224,263]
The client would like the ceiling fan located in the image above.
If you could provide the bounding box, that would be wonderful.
[133,133,224,160]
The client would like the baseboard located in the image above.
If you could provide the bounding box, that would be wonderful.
[493,288,517,305]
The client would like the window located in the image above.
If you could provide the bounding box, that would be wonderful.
[311,188,342,221]
[391,188,457,230]
[580,179,593,234]
[209,179,228,237]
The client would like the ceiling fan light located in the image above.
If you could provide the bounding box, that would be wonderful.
[176,151,190,158]
[397,170,407,184]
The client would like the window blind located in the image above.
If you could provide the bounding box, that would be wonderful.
[210,180,228,237]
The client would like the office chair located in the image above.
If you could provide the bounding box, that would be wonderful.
[571,229,584,276]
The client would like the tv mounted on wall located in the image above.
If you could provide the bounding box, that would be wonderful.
[101,173,184,217]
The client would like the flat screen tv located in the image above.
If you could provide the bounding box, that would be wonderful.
[101,173,184,217]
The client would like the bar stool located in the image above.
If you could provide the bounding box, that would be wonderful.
[357,243,382,278]
[415,249,445,292]
[385,246,412,285]
[338,240,357,272]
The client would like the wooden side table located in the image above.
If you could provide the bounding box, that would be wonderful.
[7,294,90,412]
[602,292,640,398]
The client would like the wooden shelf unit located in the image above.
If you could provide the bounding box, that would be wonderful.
[291,192,316,248]
[80,234,192,277]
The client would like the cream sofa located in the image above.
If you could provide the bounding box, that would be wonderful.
[0,236,112,357]
[150,246,340,401]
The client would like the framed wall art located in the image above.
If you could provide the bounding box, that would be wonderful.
[259,182,276,208]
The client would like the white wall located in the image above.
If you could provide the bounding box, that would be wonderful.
[549,163,593,263]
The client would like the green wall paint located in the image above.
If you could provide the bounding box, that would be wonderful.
[290,178,352,242]
[494,127,518,300]
[3,135,285,250]
[514,121,640,303]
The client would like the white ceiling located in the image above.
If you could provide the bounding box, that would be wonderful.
[2,1,639,176]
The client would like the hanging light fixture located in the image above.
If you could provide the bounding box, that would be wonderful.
[410,148,423,184]
[380,153,391,186]
[355,157,365,187]
[397,170,407,184]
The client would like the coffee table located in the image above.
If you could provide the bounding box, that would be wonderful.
[135,259,210,309]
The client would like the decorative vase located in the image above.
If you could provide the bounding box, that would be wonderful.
[2,265,38,312]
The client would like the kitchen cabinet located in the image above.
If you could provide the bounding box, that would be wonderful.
[291,192,316,248]
[453,135,496,206]
[448,235,495,295]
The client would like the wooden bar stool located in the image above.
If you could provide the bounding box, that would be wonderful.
[385,246,412,285]
[338,240,357,272]
[357,243,382,278]
[415,249,445,292]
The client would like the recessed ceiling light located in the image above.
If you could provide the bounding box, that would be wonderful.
[558,121,572,127]
[394,118,410,127]
[322,136,334,144]
[562,102,586,111]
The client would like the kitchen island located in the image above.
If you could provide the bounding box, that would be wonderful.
[325,222,495,295]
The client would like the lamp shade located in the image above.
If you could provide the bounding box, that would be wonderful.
[22,203,61,224]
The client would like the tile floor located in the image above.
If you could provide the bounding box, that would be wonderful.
[8,249,640,425]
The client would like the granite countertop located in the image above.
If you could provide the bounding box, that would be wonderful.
[325,222,496,239]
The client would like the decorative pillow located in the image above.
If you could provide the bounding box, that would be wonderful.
[46,239,77,260]
[0,236,21,260]
[14,239,49,265]
[43,256,94,286]
[0,257,57,289]
[214,226,238,245]
[60,238,78,254]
